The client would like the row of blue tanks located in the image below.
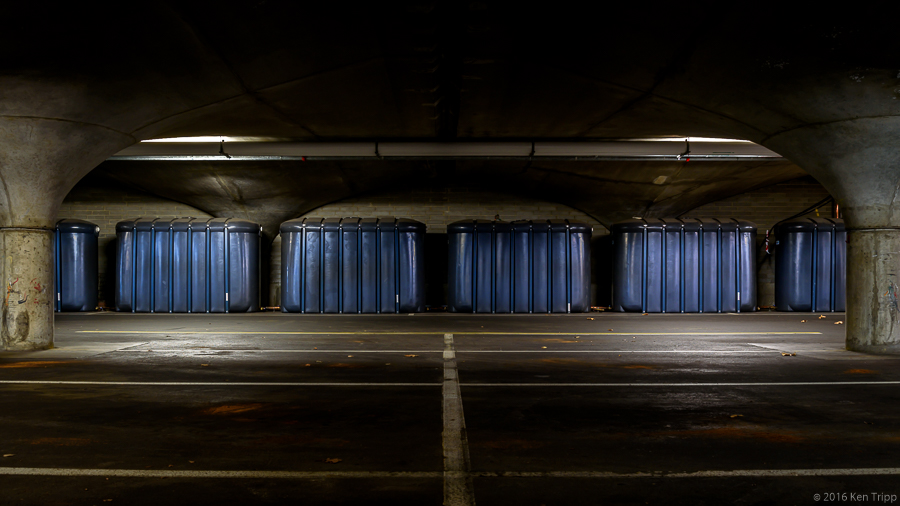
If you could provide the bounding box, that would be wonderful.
[53,216,843,314]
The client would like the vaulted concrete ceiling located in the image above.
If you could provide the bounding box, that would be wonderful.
[8,2,894,222]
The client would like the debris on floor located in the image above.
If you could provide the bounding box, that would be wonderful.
[324,458,342,464]
[587,317,594,320]
[200,364,209,367]
[729,414,743,418]
[781,352,796,356]
[800,319,807,322]
[819,315,827,319]
[835,321,844,324]
[2,454,13,458]
[642,313,649,316]
[404,354,419,358]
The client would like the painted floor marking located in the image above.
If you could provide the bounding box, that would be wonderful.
[0,468,440,479]
[442,333,476,506]
[4,380,897,388]
[0,467,895,479]
[0,380,439,387]
[476,468,900,478]
[77,331,822,336]
[461,381,900,387]
[107,349,779,354]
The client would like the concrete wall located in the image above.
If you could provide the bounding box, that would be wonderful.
[55,176,211,307]
[683,176,835,308]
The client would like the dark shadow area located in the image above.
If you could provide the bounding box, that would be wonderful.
[102,238,117,308]
[592,235,613,308]
[425,233,448,309]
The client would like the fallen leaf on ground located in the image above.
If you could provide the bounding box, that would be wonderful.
[800,320,807,323]
[541,346,548,349]
[347,355,353,358]
[324,458,342,464]
[587,317,594,320]
[385,363,391,366]
[189,461,195,464]
[835,321,844,325]
[304,364,311,367]
[200,364,209,367]
[608,329,613,331]
[575,336,580,339]
[818,315,827,319]
[404,354,419,358]
[781,352,796,356]
[730,414,743,418]
[642,313,649,316]
[2,454,13,458]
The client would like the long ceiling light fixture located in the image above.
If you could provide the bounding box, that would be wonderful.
[110,137,781,161]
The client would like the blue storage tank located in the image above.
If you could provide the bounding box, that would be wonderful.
[115,218,261,313]
[54,219,99,312]
[611,218,756,313]
[447,220,591,313]
[774,217,845,312]
[280,217,426,313]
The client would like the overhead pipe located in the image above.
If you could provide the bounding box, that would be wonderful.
[111,140,782,161]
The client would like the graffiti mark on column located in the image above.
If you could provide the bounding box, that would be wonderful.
[5,277,19,305]
[885,281,899,312]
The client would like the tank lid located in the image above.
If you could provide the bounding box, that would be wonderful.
[57,219,99,234]
[610,219,650,233]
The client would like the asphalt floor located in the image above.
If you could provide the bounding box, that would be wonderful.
[1,311,899,505]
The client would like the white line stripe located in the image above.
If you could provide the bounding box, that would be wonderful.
[443,333,476,506]
[456,350,775,354]
[111,350,445,354]
[0,381,439,387]
[461,381,900,387]
[476,468,900,478]
[107,349,778,354]
[0,468,441,479]
[3,380,897,387]
[77,331,822,336]
[0,467,894,479]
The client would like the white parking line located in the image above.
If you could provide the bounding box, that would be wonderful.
[442,333,476,506]
[0,468,441,479]
[477,468,900,478]
[462,381,900,387]
[107,349,778,354]
[3,380,898,387]
[77,331,822,336]
[0,381,439,387]
[0,466,894,479]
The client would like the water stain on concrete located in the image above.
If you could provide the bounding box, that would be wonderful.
[29,437,94,446]
[0,360,75,368]
[202,403,267,415]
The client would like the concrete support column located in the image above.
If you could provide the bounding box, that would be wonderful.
[845,228,900,352]
[0,228,54,350]
[765,118,900,354]
[0,116,134,351]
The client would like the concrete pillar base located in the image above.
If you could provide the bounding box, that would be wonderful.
[1,228,54,351]
[846,229,900,352]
